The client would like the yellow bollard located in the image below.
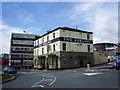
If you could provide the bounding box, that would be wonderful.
[87,64,90,70]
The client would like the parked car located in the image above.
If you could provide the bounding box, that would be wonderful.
[3,66,17,74]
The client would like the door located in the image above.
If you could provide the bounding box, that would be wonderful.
[80,61,83,68]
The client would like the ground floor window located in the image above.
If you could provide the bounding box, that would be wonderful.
[52,58,56,66]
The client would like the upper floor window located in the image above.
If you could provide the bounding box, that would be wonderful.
[53,33,55,39]
[42,38,44,43]
[37,49,39,55]
[12,34,35,39]
[62,43,66,51]
[87,34,90,40]
[88,45,90,52]
[79,32,82,34]
[12,40,33,45]
[47,35,49,41]
[53,44,55,52]
[42,48,44,54]
[11,47,33,52]
[37,40,39,45]
[35,41,37,46]
[35,59,37,65]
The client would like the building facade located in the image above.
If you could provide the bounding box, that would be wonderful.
[114,43,120,52]
[0,53,9,66]
[10,33,40,69]
[93,43,117,56]
[34,27,93,69]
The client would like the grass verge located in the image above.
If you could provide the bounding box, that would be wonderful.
[0,74,11,81]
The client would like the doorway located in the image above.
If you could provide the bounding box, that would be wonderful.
[80,61,83,68]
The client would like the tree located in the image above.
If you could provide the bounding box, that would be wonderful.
[47,45,51,53]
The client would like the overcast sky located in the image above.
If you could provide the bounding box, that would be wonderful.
[1,2,118,54]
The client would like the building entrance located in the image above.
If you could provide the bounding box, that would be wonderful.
[80,61,83,68]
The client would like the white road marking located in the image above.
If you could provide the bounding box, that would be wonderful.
[83,73,102,76]
[85,69,97,72]
[73,71,76,72]
[44,79,53,81]
[33,78,45,85]
[49,77,56,86]
[99,69,109,71]
[31,74,56,88]
[67,70,71,72]
[31,85,44,88]
[31,78,45,88]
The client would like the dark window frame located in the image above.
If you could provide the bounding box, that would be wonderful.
[53,33,55,38]
[53,44,55,52]
[87,34,90,40]
[62,43,66,51]
[88,45,90,52]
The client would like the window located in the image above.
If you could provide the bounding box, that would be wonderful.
[37,40,39,45]
[37,49,39,55]
[88,45,90,52]
[21,54,23,58]
[64,61,67,64]
[11,47,33,52]
[87,34,90,40]
[12,40,33,45]
[52,58,56,66]
[12,34,35,39]
[47,35,49,41]
[42,38,44,43]
[35,59,37,65]
[79,32,82,34]
[53,33,55,38]
[62,43,66,51]
[53,44,55,52]
[42,48,44,54]
[35,50,36,56]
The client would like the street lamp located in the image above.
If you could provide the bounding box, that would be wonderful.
[27,34,29,71]
[23,31,29,71]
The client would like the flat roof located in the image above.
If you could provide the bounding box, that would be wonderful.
[39,27,93,38]
[94,43,117,45]
[12,32,41,37]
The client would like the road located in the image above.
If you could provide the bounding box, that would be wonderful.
[2,62,120,88]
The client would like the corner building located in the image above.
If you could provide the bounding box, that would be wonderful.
[34,27,94,69]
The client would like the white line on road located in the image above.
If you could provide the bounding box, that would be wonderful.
[44,79,53,81]
[49,77,56,86]
[31,85,44,88]
[83,73,102,76]
[99,69,109,71]
[73,71,76,72]
[31,74,56,88]
[85,69,98,72]
[31,78,45,88]
[33,78,45,85]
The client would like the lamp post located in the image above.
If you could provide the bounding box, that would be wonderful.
[24,31,29,72]
[27,34,29,72]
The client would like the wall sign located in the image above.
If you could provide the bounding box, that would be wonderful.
[34,37,93,48]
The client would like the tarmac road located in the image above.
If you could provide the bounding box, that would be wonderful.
[2,62,119,88]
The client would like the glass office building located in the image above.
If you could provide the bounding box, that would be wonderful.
[10,33,40,69]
